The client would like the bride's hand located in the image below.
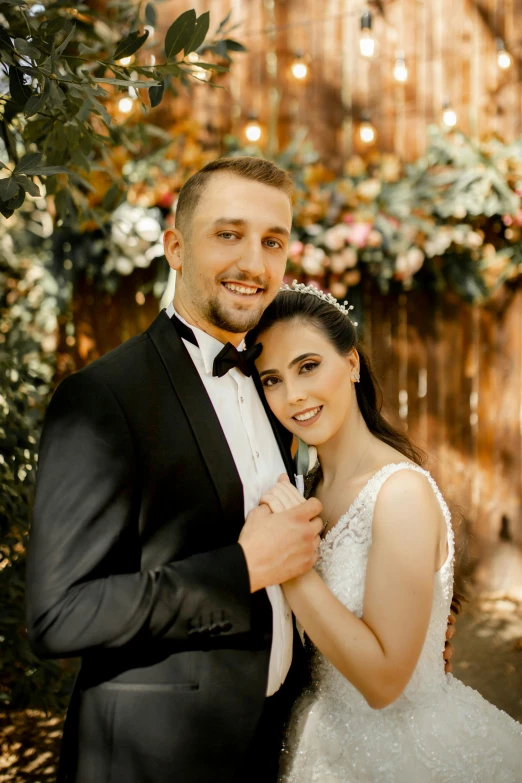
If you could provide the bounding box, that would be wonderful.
[260,474,306,514]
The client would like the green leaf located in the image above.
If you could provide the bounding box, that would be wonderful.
[19,165,70,176]
[2,182,24,211]
[55,23,76,56]
[39,17,67,36]
[96,76,160,87]
[0,23,14,51]
[0,203,14,219]
[216,9,232,35]
[102,183,122,211]
[185,11,210,55]
[164,10,196,60]
[0,177,19,202]
[113,29,149,61]
[149,77,165,107]
[76,96,92,123]
[9,66,32,108]
[23,79,50,118]
[55,188,77,224]
[155,63,182,76]
[14,38,41,60]
[13,153,43,175]
[145,3,157,27]
[48,81,65,109]
[78,42,101,55]
[70,147,91,173]
[13,175,41,198]
[188,62,228,73]
[224,39,247,52]
[89,96,112,127]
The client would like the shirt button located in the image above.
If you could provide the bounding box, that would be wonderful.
[240,396,244,403]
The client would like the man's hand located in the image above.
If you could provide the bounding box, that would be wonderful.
[239,479,323,593]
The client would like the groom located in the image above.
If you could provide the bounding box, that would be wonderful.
[26,156,324,783]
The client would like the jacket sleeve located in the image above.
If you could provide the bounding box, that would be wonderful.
[26,370,253,659]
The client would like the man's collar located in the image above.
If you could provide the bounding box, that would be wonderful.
[166,302,246,377]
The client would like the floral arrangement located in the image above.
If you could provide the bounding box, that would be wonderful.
[84,124,522,303]
[283,128,522,302]
[3,125,522,305]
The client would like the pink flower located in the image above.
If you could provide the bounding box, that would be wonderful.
[289,240,304,258]
[346,222,372,248]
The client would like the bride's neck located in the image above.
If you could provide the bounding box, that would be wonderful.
[317,404,376,489]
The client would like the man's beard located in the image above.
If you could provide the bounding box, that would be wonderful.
[202,295,263,334]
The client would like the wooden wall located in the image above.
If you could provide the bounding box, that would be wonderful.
[159,0,522,166]
[67,275,522,594]
[362,282,522,594]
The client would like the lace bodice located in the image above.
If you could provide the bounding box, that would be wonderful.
[281,462,522,782]
[313,462,455,708]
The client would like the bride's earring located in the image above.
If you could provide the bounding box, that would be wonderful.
[352,369,360,383]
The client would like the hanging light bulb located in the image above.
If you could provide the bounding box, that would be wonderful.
[496,38,512,70]
[118,96,134,114]
[290,52,309,81]
[442,101,457,128]
[244,115,263,143]
[359,117,376,144]
[393,53,408,83]
[359,10,375,58]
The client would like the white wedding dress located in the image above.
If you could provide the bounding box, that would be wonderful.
[280,463,522,782]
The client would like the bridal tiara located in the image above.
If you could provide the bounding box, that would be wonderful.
[280,280,358,327]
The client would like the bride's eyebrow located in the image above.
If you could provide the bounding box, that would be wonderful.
[288,352,321,368]
[258,352,320,378]
[259,367,279,378]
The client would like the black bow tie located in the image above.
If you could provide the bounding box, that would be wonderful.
[170,313,262,378]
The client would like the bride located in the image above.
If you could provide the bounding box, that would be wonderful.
[246,282,522,782]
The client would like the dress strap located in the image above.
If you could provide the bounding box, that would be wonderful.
[368,462,455,568]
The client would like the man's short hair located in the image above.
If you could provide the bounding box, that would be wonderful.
[175,156,294,237]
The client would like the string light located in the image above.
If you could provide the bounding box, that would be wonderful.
[290,52,309,81]
[359,10,375,58]
[359,117,376,144]
[442,101,457,128]
[118,97,134,113]
[244,114,263,143]
[496,38,512,70]
[393,53,408,83]
[117,56,134,67]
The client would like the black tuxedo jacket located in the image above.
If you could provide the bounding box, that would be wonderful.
[26,310,301,783]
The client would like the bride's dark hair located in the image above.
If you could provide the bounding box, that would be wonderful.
[247,288,425,466]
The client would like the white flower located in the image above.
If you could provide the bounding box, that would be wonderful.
[114,257,134,275]
[302,245,326,275]
[323,224,350,251]
[395,247,424,278]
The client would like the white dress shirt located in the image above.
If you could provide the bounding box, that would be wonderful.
[166,303,294,696]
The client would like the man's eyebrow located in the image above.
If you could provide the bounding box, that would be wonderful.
[211,217,290,237]
[259,353,320,378]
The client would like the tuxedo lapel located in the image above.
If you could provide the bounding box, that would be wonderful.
[252,370,296,486]
[147,311,245,535]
